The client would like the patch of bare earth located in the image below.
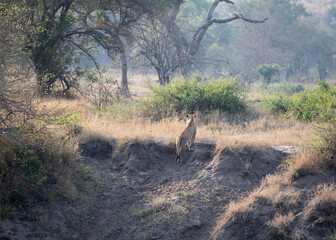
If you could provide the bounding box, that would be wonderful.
[1,138,312,240]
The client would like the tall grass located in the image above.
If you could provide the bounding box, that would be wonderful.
[286,121,336,181]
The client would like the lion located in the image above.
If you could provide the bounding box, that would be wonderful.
[176,114,197,162]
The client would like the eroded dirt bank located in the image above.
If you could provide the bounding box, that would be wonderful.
[0,140,298,239]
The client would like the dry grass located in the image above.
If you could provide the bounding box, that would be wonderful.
[284,123,336,182]
[267,212,294,235]
[78,105,310,149]
[268,212,294,228]
[213,173,301,236]
[303,183,336,227]
[35,77,311,150]
[133,195,187,221]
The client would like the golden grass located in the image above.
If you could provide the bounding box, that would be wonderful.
[303,183,336,223]
[267,212,294,232]
[284,123,336,182]
[34,72,313,150]
[81,110,310,149]
[37,96,311,150]
[212,173,301,237]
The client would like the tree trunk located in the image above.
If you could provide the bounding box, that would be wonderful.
[118,37,129,96]
[120,46,129,95]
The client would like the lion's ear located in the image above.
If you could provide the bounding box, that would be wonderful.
[186,114,189,118]
[194,114,197,118]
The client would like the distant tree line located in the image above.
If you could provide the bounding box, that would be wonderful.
[1,0,335,103]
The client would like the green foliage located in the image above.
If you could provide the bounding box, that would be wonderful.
[0,128,73,218]
[291,82,336,121]
[263,81,336,122]
[255,64,281,84]
[263,94,292,116]
[235,0,336,82]
[57,113,83,138]
[313,122,336,169]
[141,76,247,119]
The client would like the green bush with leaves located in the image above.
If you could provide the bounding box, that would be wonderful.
[263,81,336,122]
[263,94,292,116]
[141,77,247,119]
[291,81,336,121]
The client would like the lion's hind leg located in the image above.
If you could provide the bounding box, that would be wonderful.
[186,140,194,151]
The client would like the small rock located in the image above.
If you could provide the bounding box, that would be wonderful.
[185,218,203,230]
[272,145,300,155]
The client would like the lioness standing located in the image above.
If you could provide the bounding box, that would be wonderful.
[176,114,197,162]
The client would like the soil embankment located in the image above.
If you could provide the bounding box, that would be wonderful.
[0,140,300,239]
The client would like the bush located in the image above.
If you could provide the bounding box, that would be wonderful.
[286,121,336,181]
[312,122,336,169]
[291,81,336,121]
[141,77,247,119]
[0,128,74,218]
[263,81,336,122]
[263,94,292,116]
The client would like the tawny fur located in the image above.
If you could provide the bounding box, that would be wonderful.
[176,114,197,162]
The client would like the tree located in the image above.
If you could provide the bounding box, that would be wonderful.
[325,6,336,34]
[136,0,267,84]
[0,1,37,129]
[134,17,178,85]
[21,0,80,94]
[255,63,280,84]
[1,0,179,95]
[227,0,336,83]
[80,0,183,93]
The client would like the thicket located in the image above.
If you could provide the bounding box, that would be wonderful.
[0,127,75,218]
[263,81,336,122]
[141,77,247,119]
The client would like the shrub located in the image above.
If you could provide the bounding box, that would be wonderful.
[291,81,336,122]
[0,127,75,218]
[263,94,292,116]
[312,122,336,169]
[57,112,83,138]
[286,121,336,181]
[141,77,247,119]
[263,81,336,122]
